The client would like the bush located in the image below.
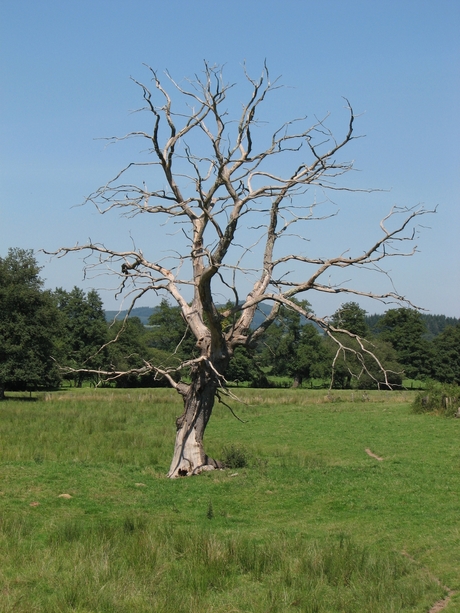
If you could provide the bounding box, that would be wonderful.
[221,444,250,468]
[412,381,460,417]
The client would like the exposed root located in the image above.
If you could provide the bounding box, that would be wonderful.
[171,456,224,478]
[191,464,216,476]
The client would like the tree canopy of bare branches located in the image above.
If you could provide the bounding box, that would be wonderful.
[49,63,434,477]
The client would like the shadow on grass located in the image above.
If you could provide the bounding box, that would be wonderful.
[1,395,39,402]
[1,387,64,402]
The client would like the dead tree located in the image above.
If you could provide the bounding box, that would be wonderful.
[49,63,434,477]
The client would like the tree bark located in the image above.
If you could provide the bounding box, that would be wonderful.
[167,359,225,478]
[292,374,303,389]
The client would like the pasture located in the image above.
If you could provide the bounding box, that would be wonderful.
[0,388,459,612]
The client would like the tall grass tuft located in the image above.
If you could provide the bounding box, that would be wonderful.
[0,389,180,468]
[0,517,443,612]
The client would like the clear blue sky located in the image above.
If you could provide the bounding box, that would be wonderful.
[1,0,459,316]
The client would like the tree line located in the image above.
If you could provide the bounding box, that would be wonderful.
[256,301,460,389]
[1,248,458,397]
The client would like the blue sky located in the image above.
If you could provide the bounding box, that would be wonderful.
[1,0,459,316]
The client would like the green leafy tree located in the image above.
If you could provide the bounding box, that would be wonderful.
[328,303,403,389]
[225,346,268,387]
[219,302,268,386]
[148,299,196,360]
[107,317,148,371]
[0,249,61,398]
[260,302,304,378]
[260,301,329,387]
[365,313,460,340]
[326,337,403,389]
[431,324,460,384]
[106,317,169,387]
[53,287,108,386]
[421,314,460,340]
[376,308,433,380]
[331,302,370,337]
[294,324,331,386]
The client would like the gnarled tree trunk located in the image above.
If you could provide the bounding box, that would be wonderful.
[168,357,227,478]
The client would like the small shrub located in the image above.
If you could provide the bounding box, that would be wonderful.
[221,444,250,468]
[412,381,460,417]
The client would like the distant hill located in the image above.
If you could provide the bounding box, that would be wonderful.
[105,303,318,330]
[104,304,272,328]
[105,306,157,325]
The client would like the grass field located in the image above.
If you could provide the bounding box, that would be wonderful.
[0,388,459,612]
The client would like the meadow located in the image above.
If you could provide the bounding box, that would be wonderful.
[0,388,459,612]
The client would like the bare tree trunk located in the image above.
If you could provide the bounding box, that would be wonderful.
[292,374,303,389]
[168,359,225,478]
[47,64,435,477]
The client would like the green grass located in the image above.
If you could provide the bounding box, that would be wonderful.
[0,388,459,611]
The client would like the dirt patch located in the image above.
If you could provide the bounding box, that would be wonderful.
[429,593,455,613]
